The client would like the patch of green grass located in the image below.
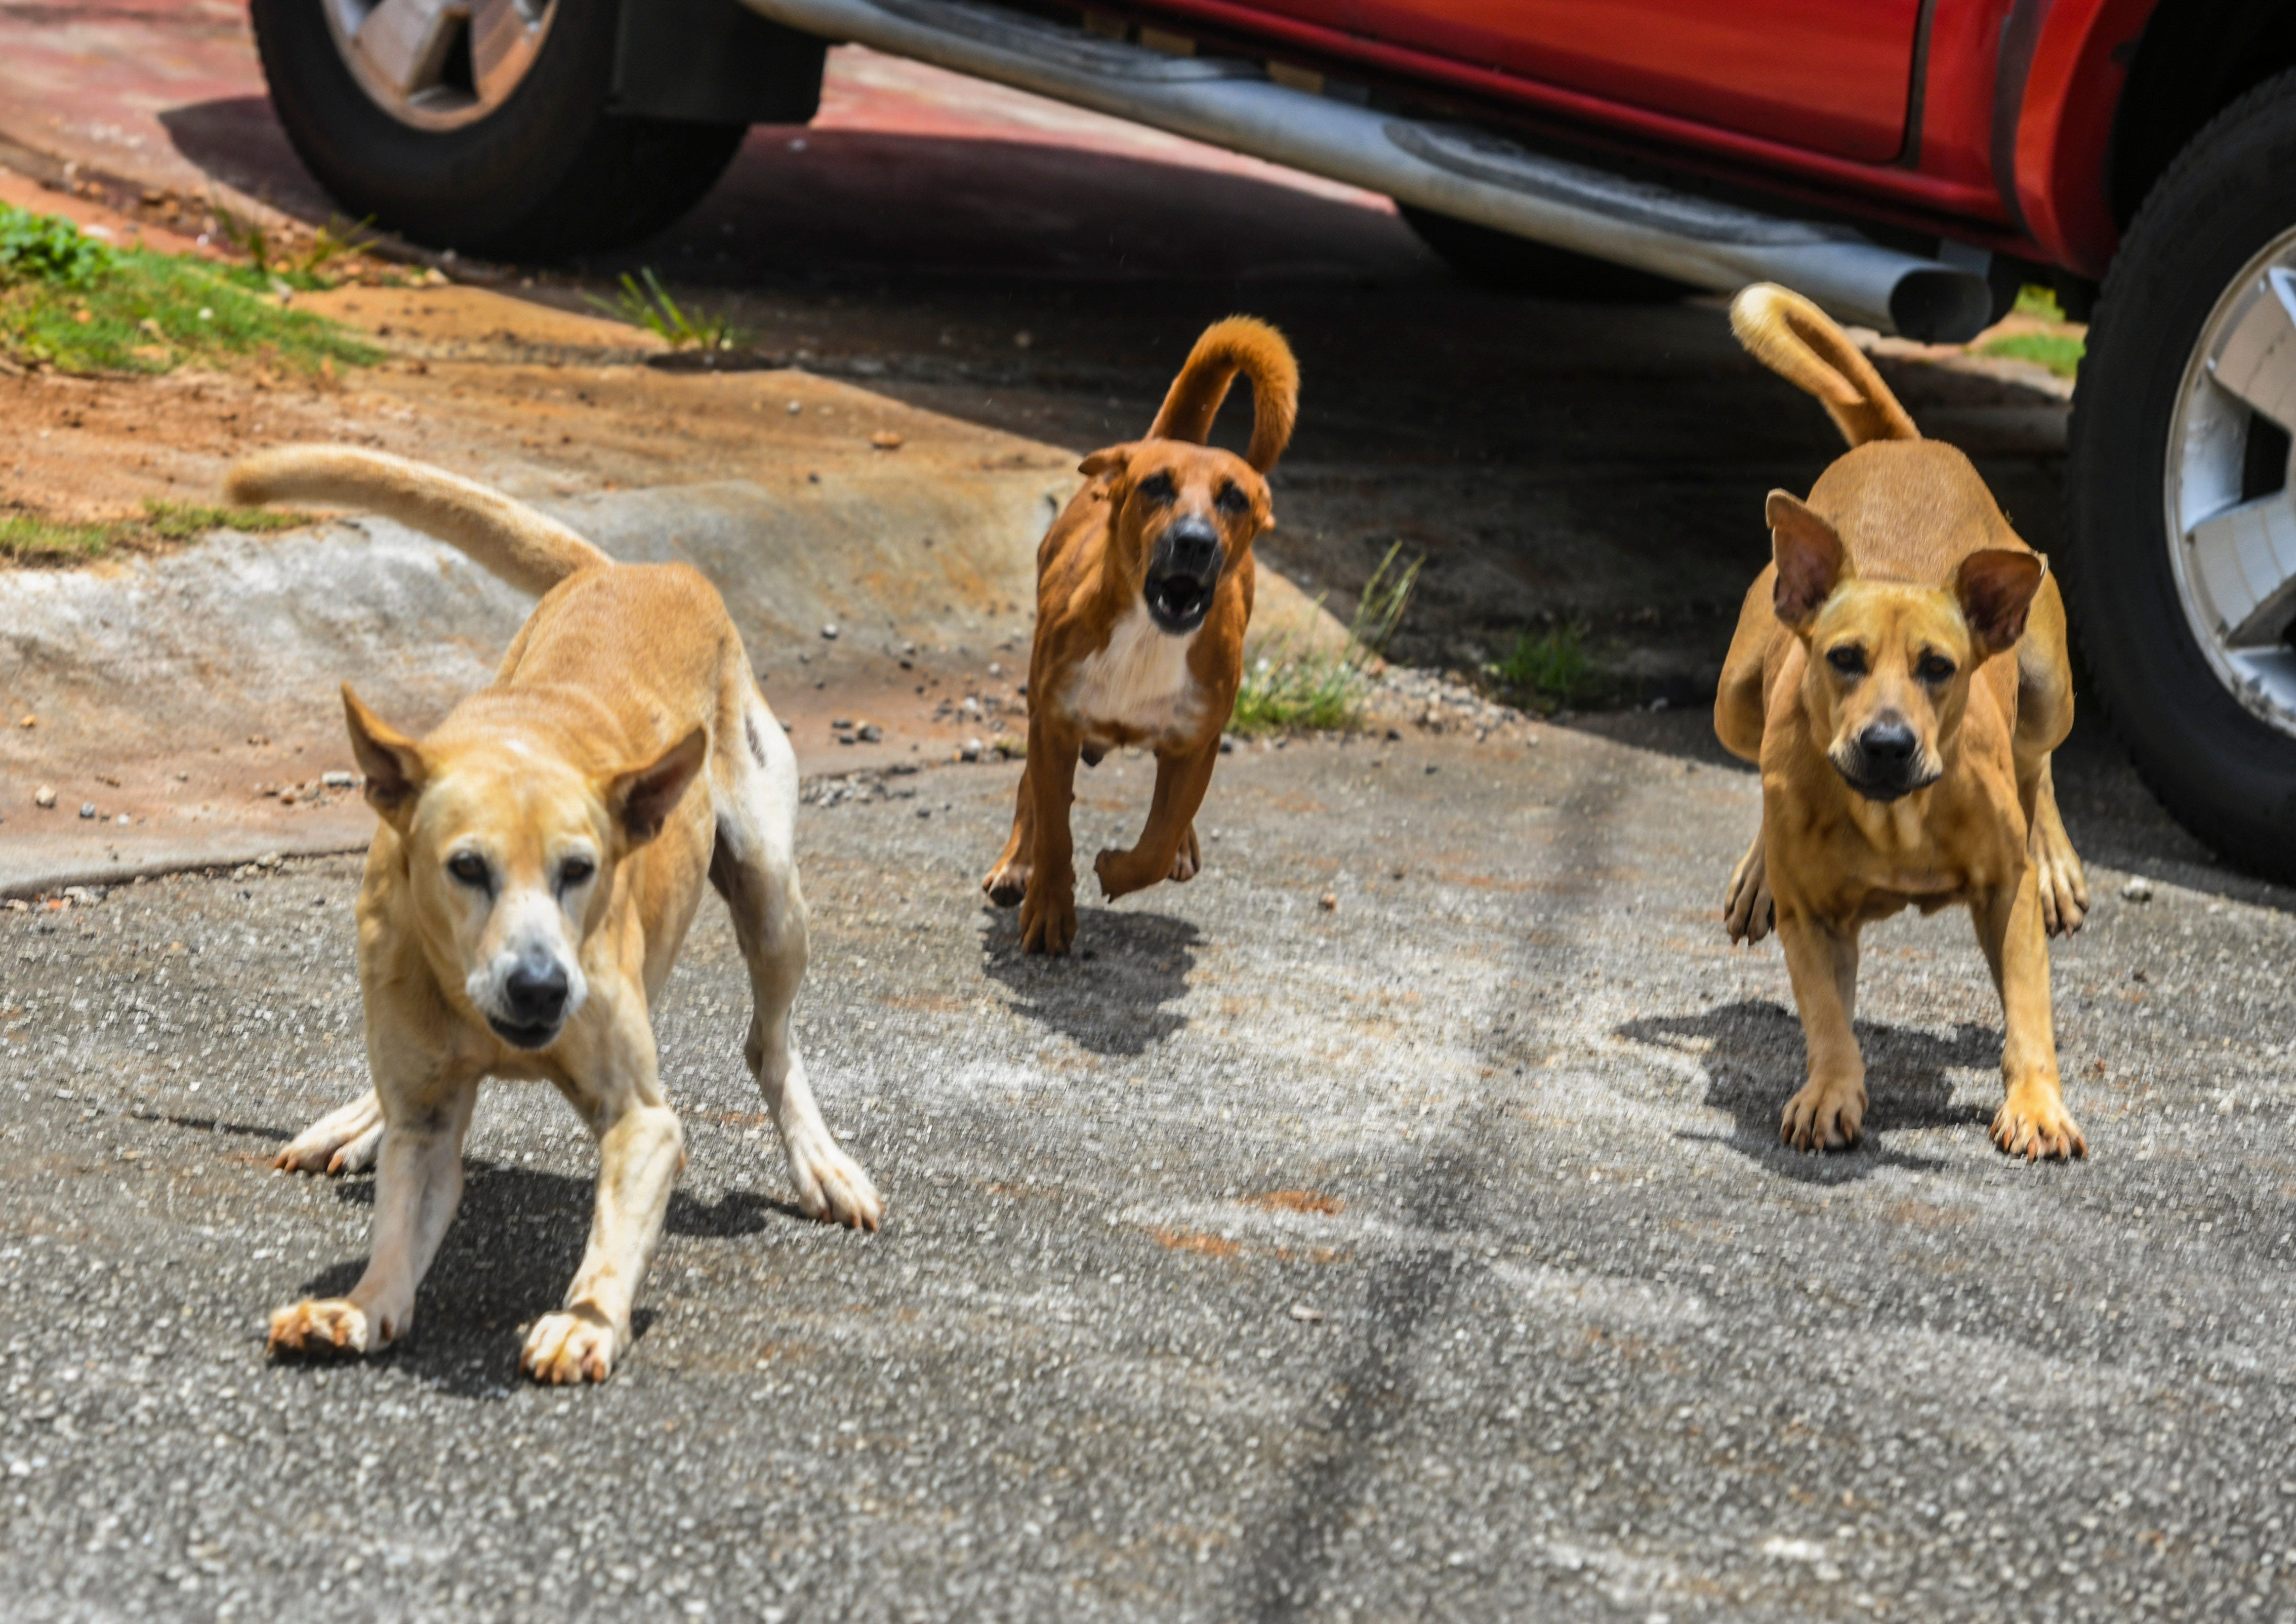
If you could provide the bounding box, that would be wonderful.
[1231,544,1423,735]
[0,201,379,377]
[1981,330,2084,378]
[588,267,742,350]
[1490,621,1603,712]
[209,200,377,293]
[0,500,311,565]
[2012,283,2066,322]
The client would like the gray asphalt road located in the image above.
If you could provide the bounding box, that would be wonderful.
[5,721,2294,1621]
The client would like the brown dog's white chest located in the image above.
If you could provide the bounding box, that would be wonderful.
[1060,601,1207,744]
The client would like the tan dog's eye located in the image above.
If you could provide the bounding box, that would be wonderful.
[1825,645,1867,676]
[557,855,596,891]
[1137,472,1177,505]
[1917,652,1957,684]
[1215,481,1249,516]
[446,851,491,889]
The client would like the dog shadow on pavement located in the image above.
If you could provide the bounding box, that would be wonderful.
[286,1163,805,1396]
[1618,999,1998,1183]
[979,906,1200,1057]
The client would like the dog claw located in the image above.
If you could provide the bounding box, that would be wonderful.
[1780,1082,1864,1153]
[521,1307,620,1385]
[981,861,1029,909]
[1723,833,1773,945]
[784,1127,884,1231]
[268,1297,373,1359]
[1991,1090,2085,1161]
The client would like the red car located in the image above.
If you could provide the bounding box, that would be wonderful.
[250,0,2296,882]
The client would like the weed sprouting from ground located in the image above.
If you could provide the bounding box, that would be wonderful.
[0,500,311,566]
[0,202,378,376]
[1230,544,1423,734]
[1491,622,1602,711]
[1979,283,2084,378]
[589,268,741,350]
[210,200,379,293]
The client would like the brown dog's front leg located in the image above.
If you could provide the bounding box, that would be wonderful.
[982,758,1035,908]
[1020,716,1083,954]
[1776,907,1865,1152]
[1096,738,1219,901]
[1974,871,2085,1160]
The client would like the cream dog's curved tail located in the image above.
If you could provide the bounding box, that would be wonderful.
[1730,283,1920,449]
[226,445,608,597]
[1145,314,1300,473]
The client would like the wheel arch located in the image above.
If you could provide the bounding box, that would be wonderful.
[2107,0,2296,231]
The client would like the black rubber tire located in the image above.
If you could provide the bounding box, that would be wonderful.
[1398,204,1692,301]
[249,0,751,260]
[2065,68,2296,884]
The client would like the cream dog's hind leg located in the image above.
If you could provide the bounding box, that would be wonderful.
[274,1088,386,1175]
[713,693,882,1229]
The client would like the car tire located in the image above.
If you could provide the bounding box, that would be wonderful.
[2065,69,2296,884]
[250,0,754,260]
[1398,204,1692,301]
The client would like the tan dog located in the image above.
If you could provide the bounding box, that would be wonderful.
[1715,285,2090,1161]
[982,316,1299,954]
[235,447,881,1384]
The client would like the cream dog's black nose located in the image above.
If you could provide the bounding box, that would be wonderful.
[505,956,569,1024]
[1860,720,1918,768]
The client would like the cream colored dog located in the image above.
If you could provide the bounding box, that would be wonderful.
[236,446,880,1384]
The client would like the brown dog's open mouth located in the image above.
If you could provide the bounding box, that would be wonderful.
[1144,571,1215,633]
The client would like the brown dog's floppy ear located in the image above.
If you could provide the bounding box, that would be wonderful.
[342,684,427,830]
[608,725,709,846]
[1767,491,1852,632]
[1952,549,2046,658]
[1079,444,1134,482]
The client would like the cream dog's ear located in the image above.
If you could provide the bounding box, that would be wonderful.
[1766,491,1853,633]
[342,684,427,831]
[607,726,708,846]
[1953,549,2047,658]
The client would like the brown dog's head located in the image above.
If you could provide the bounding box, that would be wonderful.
[342,685,705,1050]
[1767,491,2044,803]
[1080,440,1273,635]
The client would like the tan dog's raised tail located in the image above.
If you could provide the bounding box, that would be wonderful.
[1716,285,2089,1161]
[983,316,1299,954]
[234,447,881,1384]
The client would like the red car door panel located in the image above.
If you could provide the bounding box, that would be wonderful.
[1346,0,1925,164]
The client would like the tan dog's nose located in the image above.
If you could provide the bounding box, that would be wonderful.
[1859,719,1918,770]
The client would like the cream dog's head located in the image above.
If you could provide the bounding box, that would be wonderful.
[1078,439,1273,636]
[342,685,705,1050]
[1767,491,2044,804]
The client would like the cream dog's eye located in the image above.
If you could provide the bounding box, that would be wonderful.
[1825,645,1867,676]
[1917,652,1957,683]
[558,855,596,889]
[446,851,490,888]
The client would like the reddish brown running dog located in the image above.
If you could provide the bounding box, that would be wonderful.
[1716,283,2090,1161]
[983,316,1299,954]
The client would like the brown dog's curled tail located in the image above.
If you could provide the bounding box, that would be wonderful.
[1730,283,1920,448]
[1146,315,1300,473]
[225,445,608,597]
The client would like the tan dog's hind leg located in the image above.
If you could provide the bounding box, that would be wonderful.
[2023,757,2088,938]
[1096,740,1218,900]
[982,760,1034,908]
[1777,910,1866,1151]
[1020,716,1084,954]
[1723,827,1774,944]
[2013,580,2086,937]
[269,1069,478,1358]
[1974,872,2085,1160]
[274,1087,386,1175]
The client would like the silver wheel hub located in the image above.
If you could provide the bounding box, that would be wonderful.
[2166,225,2296,738]
[323,0,557,130]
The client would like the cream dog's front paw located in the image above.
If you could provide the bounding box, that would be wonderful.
[268,1297,373,1358]
[783,1125,884,1230]
[521,1306,621,1384]
[274,1092,386,1175]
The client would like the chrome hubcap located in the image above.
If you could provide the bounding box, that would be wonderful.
[2166,224,2296,737]
[323,0,557,131]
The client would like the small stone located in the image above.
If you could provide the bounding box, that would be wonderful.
[1013,330,1033,349]
[1219,735,1237,754]
[857,724,883,743]
[988,662,1003,678]
[17,714,34,728]
[78,802,96,819]
[1385,727,1402,742]
[786,400,801,415]
[821,624,839,640]
[868,431,903,451]
[1288,1303,1324,1323]
[1425,763,1440,775]
[831,718,852,729]
[2120,876,2154,903]
[33,785,55,808]
[960,696,983,718]
[114,814,130,826]
[960,738,983,762]
[1318,893,1337,912]
[321,770,356,789]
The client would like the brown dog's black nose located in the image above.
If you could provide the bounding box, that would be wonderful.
[505,957,569,1024]
[1859,720,1919,769]
[1160,517,1221,578]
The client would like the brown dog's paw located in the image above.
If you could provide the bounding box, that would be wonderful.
[1780,1079,1865,1152]
[1724,837,1774,945]
[1020,879,1077,955]
[1991,1085,2086,1161]
[982,859,1029,909]
[521,1306,621,1385]
[1169,826,1201,883]
[268,1297,373,1359]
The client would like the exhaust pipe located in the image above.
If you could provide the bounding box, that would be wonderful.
[734,0,1995,341]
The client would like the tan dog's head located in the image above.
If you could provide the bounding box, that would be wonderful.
[1079,440,1272,635]
[342,686,705,1050]
[1767,492,2044,803]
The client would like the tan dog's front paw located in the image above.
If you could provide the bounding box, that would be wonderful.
[521,1306,621,1384]
[1991,1083,2085,1161]
[268,1297,373,1358]
[1781,1079,1865,1152]
[982,857,1029,909]
[783,1126,884,1230]
[1724,837,1773,945]
[1020,877,1077,954]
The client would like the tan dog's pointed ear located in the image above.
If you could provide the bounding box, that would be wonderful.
[1953,548,2046,658]
[1079,444,1135,481]
[608,725,708,846]
[342,684,426,830]
[1767,491,1852,633]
